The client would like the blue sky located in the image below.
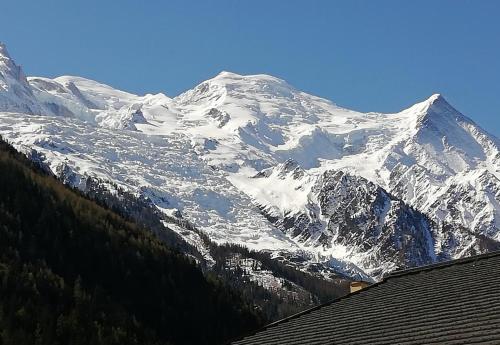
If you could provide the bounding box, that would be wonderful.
[2,0,499,137]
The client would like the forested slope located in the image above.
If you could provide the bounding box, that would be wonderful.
[0,139,262,345]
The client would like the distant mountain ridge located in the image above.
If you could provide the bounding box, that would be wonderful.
[1,42,499,280]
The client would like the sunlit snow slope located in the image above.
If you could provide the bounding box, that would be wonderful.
[1,42,499,279]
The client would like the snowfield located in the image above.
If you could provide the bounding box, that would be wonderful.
[1,42,499,279]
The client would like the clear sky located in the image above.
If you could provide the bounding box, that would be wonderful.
[2,0,499,137]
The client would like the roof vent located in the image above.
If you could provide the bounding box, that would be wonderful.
[350,281,370,294]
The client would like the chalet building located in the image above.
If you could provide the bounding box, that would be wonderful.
[231,251,500,345]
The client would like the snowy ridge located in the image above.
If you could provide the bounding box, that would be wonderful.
[0,43,44,114]
[0,42,499,279]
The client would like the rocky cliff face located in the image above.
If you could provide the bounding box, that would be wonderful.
[249,162,438,278]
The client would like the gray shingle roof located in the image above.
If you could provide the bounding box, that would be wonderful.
[232,251,500,345]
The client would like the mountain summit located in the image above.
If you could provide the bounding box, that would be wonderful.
[0,42,42,114]
[0,42,499,279]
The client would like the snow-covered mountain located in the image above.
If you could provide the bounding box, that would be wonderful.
[1,42,499,279]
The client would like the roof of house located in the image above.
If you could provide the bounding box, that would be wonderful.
[231,251,500,345]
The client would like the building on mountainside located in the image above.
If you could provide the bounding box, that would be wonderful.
[230,251,500,345]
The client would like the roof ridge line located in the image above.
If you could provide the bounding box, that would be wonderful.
[387,250,500,278]
[225,278,385,344]
[227,250,500,344]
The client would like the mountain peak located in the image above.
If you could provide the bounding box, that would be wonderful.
[400,93,460,121]
[415,93,447,110]
[0,42,43,114]
[0,41,8,56]
[426,93,443,104]
[211,70,289,86]
[215,70,243,78]
[422,93,452,111]
[0,42,17,71]
[419,93,473,125]
[0,42,29,85]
